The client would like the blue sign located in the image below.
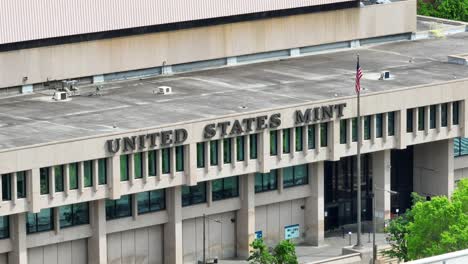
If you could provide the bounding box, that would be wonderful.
[284,224,300,240]
[255,230,263,239]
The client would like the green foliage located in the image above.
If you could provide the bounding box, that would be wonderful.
[417,0,468,22]
[248,239,298,264]
[273,240,298,264]
[383,181,468,261]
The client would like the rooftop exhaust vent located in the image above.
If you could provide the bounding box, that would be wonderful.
[53,91,68,101]
[155,86,172,95]
[448,54,468,66]
[379,71,391,80]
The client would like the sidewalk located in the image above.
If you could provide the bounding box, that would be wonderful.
[221,232,389,264]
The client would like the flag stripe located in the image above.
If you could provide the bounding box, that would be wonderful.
[355,57,362,94]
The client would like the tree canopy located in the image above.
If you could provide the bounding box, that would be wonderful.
[418,0,468,22]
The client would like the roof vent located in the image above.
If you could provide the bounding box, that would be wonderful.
[53,91,68,101]
[379,71,391,80]
[155,86,172,95]
[448,54,468,66]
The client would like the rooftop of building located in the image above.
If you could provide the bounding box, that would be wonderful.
[0,31,468,151]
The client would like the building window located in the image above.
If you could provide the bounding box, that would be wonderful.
[255,170,277,193]
[39,168,49,195]
[210,141,218,166]
[270,130,278,156]
[54,165,64,192]
[296,127,303,151]
[148,150,157,176]
[454,137,468,157]
[388,112,395,136]
[308,125,316,149]
[352,118,358,142]
[176,146,184,171]
[26,208,53,234]
[320,123,328,147]
[106,195,132,220]
[1,174,11,201]
[283,164,308,188]
[376,114,383,138]
[197,143,205,168]
[453,101,460,125]
[162,148,171,174]
[17,171,26,199]
[59,202,89,228]
[137,190,165,214]
[428,105,436,129]
[407,109,414,132]
[250,134,258,159]
[364,116,371,140]
[182,182,206,206]
[340,120,347,144]
[237,136,245,161]
[134,153,143,179]
[0,216,9,239]
[98,158,107,184]
[69,163,79,189]
[118,155,128,182]
[441,104,448,127]
[283,129,291,153]
[212,176,239,201]
[83,160,93,187]
[418,107,425,131]
[223,139,231,164]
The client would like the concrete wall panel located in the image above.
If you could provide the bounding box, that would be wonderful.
[26,239,87,264]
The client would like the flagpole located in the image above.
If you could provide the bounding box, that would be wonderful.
[354,54,363,249]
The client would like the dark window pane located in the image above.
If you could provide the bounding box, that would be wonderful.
[352,118,358,142]
[441,104,448,127]
[182,182,206,206]
[283,167,294,188]
[376,114,383,138]
[453,101,460,125]
[270,130,278,156]
[69,163,79,189]
[284,165,309,188]
[255,170,278,193]
[73,202,89,226]
[197,143,205,168]
[0,216,9,239]
[149,190,165,212]
[148,151,157,176]
[388,112,395,136]
[320,123,328,147]
[308,125,315,149]
[418,107,425,131]
[27,208,53,233]
[237,137,245,161]
[162,148,171,174]
[98,158,107,184]
[212,176,239,201]
[55,165,64,192]
[84,160,93,187]
[407,109,414,132]
[176,146,184,171]
[17,171,27,198]
[120,155,129,181]
[210,141,218,166]
[296,127,303,151]
[59,205,73,228]
[137,192,150,214]
[364,116,371,140]
[223,139,231,164]
[39,168,49,195]
[340,120,347,144]
[134,153,143,179]
[429,105,436,129]
[283,129,290,153]
[250,134,258,159]
[116,195,132,218]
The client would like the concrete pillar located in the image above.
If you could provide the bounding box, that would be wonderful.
[109,155,121,200]
[330,119,340,161]
[12,172,18,205]
[302,126,308,156]
[142,151,149,184]
[259,130,270,173]
[231,137,237,168]
[164,186,183,264]
[88,200,107,264]
[436,104,442,133]
[314,124,320,154]
[92,159,99,192]
[157,149,163,180]
[277,130,283,160]
[186,143,198,186]
[304,162,324,246]
[64,164,70,197]
[218,139,224,170]
[236,173,255,258]
[79,162,85,193]
[9,213,27,264]
[171,147,177,178]
[413,139,454,197]
[29,169,41,213]
[397,109,407,149]
[372,150,391,228]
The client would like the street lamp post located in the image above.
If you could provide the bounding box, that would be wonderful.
[372,186,398,264]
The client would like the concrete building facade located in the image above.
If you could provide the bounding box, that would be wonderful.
[1,0,467,264]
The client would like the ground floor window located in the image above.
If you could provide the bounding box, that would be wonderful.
[283,164,308,188]
[59,202,89,228]
[182,182,206,206]
[27,208,54,234]
[454,137,468,157]
[255,170,278,193]
[106,195,132,220]
[0,216,8,239]
[137,190,165,214]
[212,176,239,201]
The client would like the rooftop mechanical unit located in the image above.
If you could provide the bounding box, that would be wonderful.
[53,91,68,101]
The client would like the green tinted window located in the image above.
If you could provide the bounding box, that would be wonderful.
[197,143,205,168]
[236,137,245,161]
[376,114,383,138]
[0,216,9,239]
[210,141,218,166]
[134,153,143,179]
[60,202,89,228]
[270,130,278,156]
[119,155,129,181]
[105,195,132,220]
[1,174,11,200]
[137,190,165,214]
[340,120,347,144]
[388,112,395,136]
[407,109,414,132]
[453,101,460,125]
[223,139,231,164]
[308,125,315,149]
[364,116,371,140]
[83,160,93,187]
[352,118,358,142]
[162,148,171,174]
[320,123,328,147]
[26,208,53,233]
[441,104,448,127]
[182,182,206,206]
[255,170,278,193]
[176,146,184,171]
[295,127,303,151]
[148,150,157,176]
[40,168,49,195]
[430,105,436,129]
[250,134,258,159]
[54,165,64,192]
[283,129,291,153]
[98,158,107,184]
[212,176,239,201]
[17,171,26,198]
[283,165,309,188]
[418,107,425,131]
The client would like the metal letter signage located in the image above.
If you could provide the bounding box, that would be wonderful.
[294,103,346,125]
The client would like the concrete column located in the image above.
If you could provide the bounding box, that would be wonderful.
[12,172,18,205]
[436,104,442,133]
[207,181,213,207]
[290,127,296,158]
[79,162,85,193]
[157,149,163,180]
[164,186,183,264]
[205,141,210,172]
[231,137,237,168]
[129,153,135,184]
[9,213,27,264]
[186,144,198,186]
[278,168,284,194]
[29,169,41,213]
[424,106,430,135]
[372,150,391,228]
[49,168,55,198]
[109,155,121,200]
[460,100,467,137]
[382,113,388,142]
[346,119,352,149]
[92,159,99,192]
[397,109,407,149]
[315,124,320,153]
[236,173,255,258]
[413,139,454,197]
[302,126,308,155]
[142,151,149,184]
[171,147,177,178]
[413,108,418,136]
[304,162,324,246]
[53,208,60,234]
[259,130,269,173]
[447,102,453,131]
[88,200,107,264]
[277,130,283,160]
[370,115,376,144]
[64,164,70,197]
[330,119,340,161]
[244,135,249,166]
[218,139,224,170]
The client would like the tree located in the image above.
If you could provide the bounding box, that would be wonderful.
[417,0,468,22]
[248,239,299,264]
[247,239,275,264]
[383,179,468,261]
[273,240,298,264]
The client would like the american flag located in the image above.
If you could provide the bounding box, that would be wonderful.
[355,56,363,94]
